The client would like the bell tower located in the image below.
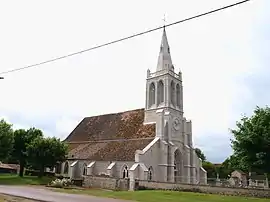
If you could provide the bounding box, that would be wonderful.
[144,27,184,125]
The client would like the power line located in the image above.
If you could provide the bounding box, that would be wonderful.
[0,0,251,76]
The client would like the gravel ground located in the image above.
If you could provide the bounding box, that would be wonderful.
[0,186,129,202]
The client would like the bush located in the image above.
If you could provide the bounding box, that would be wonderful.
[49,178,72,188]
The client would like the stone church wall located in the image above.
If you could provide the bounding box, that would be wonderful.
[114,161,134,178]
[92,161,134,178]
[83,176,129,190]
[144,108,158,123]
[136,138,161,181]
[83,176,270,198]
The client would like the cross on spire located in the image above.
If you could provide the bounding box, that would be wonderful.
[162,14,166,27]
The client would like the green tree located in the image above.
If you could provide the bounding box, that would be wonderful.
[13,128,43,177]
[231,106,270,176]
[195,147,206,162]
[0,119,14,161]
[27,136,68,177]
[202,161,217,178]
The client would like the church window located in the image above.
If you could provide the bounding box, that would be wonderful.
[64,162,69,174]
[83,163,87,175]
[176,84,181,107]
[149,82,155,107]
[174,149,183,182]
[157,80,164,105]
[171,81,175,106]
[122,165,129,179]
[148,167,153,181]
[168,47,170,54]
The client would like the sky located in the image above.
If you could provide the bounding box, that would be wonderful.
[0,0,269,163]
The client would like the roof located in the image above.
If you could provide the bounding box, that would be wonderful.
[65,108,156,161]
[232,170,246,175]
[0,163,18,170]
[68,139,154,161]
[156,27,173,71]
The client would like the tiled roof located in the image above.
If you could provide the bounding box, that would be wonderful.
[68,138,154,161]
[65,108,156,161]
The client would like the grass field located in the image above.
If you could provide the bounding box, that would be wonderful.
[53,188,270,202]
[0,174,53,185]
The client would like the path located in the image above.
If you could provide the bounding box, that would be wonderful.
[0,185,130,202]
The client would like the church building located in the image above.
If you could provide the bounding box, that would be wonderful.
[58,27,207,185]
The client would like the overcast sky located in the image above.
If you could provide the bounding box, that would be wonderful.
[0,0,269,163]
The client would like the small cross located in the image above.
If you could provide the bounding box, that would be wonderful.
[162,14,166,27]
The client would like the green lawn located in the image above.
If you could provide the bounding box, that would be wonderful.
[53,188,270,202]
[0,174,53,185]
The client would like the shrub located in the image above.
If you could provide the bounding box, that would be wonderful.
[49,178,72,188]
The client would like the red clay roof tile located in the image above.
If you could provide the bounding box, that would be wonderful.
[65,108,155,161]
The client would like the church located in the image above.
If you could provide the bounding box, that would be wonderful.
[57,27,207,185]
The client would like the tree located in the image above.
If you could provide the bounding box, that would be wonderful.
[202,161,216,178]
[27,136,68,177]
[231,106,270,176]
[195,147,206,162]
[13,128,43,177]
[0,119,14,161]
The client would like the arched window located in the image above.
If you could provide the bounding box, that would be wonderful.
[171,81,175,106]
[83,163,87,176]
[176,84,181,107]
[148,166,153,181]
[174,149,183,182]
[149,82,156,107]
[122,165,129,179]
[157,80,164,105]
[63,162,69,174]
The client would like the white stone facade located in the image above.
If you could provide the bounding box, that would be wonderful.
[141,27,207,184]
[59,27,207,186]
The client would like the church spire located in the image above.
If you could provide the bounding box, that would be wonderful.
[156,27,173,71]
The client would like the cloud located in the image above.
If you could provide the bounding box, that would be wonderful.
[0,0,269,162]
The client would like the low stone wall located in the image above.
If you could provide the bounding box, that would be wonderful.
[137,180,270,198]
[83,176,270,198]
[83,176,129,190]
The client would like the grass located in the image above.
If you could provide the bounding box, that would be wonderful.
[0,174,53,185]
[53,188,270,202]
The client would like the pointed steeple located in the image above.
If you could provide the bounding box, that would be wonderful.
[156,27,173,71]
